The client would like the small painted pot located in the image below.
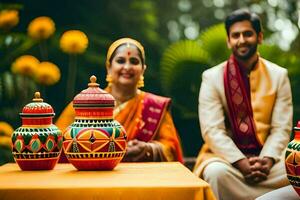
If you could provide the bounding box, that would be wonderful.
[285,121,300,197]
[62,75,127,170]
[11,92,62,170]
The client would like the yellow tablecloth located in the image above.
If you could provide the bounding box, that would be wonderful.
[0,162,216,200]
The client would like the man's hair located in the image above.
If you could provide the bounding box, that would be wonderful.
[225,9,262,36]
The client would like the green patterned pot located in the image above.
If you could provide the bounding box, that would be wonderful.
[12,92,62,170]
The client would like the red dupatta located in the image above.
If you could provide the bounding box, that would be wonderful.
[224,55,262,155]
[135,93,183,162]
[136,93,171,142]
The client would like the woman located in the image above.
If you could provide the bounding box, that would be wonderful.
[56,38,183,162]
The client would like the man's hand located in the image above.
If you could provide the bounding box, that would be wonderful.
[233,158,252,177]
[260,157,275,175]
[247,156,267,184]
[233,157,269,185]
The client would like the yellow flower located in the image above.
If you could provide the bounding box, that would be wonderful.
[27,16,55,40]
[0,121,13,137]
[11,55,40,77]
[0,136,12,149]
[60,30,88,54]
[0,9,19,30]
[35,61,61,85]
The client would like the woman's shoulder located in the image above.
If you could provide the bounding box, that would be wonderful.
[142,91,171,105]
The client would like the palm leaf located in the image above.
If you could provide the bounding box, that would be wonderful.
[198,23,230,64]
[0,72,38,123]
[0,33,35,69]
[258,44,285,65]
[160,40,210,117]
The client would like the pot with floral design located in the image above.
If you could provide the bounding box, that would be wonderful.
[11,92,62,170]
[62,75,127,170]
[285,121,300,197]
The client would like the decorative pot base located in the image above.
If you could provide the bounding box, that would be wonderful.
[68,158,123,171]
[65,151,125,170]
[15,157,59,170]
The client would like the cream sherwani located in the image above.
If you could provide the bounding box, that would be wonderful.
[193,58,293,200]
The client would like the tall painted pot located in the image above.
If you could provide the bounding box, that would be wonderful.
[285,121,300,196]
[62,75,127,170]
[11,92,62,170]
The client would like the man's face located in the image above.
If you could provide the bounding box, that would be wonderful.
[227,20,263,60]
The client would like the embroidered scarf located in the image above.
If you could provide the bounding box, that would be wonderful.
[136,93,170,142]
[224,55,262,155]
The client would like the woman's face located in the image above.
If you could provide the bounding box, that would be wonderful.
[108,44,145,88]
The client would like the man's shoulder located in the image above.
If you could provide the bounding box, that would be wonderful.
[261,58,288,74]
[203,61,227,76]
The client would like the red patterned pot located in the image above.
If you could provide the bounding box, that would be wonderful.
[62,75,127,170]
[11,92,62,170]
[285,121,300,196]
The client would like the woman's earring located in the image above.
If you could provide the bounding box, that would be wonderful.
[106,74,113,87]
[137,75,144,88]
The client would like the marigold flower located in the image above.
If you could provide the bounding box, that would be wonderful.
[0,136,12,149]
[60,30,88,54]
[0,9,19,30]
[27,16,55,40]
[0,121,13,137]
[11,55,40,77]
[35,61,61,85]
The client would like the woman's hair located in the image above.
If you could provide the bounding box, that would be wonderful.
[109,43,145,67]
[225,9,262,36]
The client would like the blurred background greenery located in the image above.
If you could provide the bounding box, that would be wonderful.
[1,0,300,165]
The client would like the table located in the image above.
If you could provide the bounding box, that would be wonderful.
[0,162,216,200]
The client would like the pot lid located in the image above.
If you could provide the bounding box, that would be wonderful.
[21,92,55,116]
[73,75,115,108]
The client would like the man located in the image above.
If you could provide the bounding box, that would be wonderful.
[193,9,293,200]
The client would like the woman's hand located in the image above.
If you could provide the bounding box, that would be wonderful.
[123,139,153,162]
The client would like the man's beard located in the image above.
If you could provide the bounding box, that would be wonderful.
[233,43,258,60]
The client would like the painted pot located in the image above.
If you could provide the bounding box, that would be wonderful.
[285,121,300,196]
[11,92,62,170]
[62,75,127,170]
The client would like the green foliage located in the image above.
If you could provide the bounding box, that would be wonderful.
[0,0,166,122]
[0,148,14,166]
[160,24,230,119]
[160,40,210,118]
[0,72,37,127]
[0,33,35,71]
[0,29,37,127]
[198,23,230,64]
[0,3,23,10]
